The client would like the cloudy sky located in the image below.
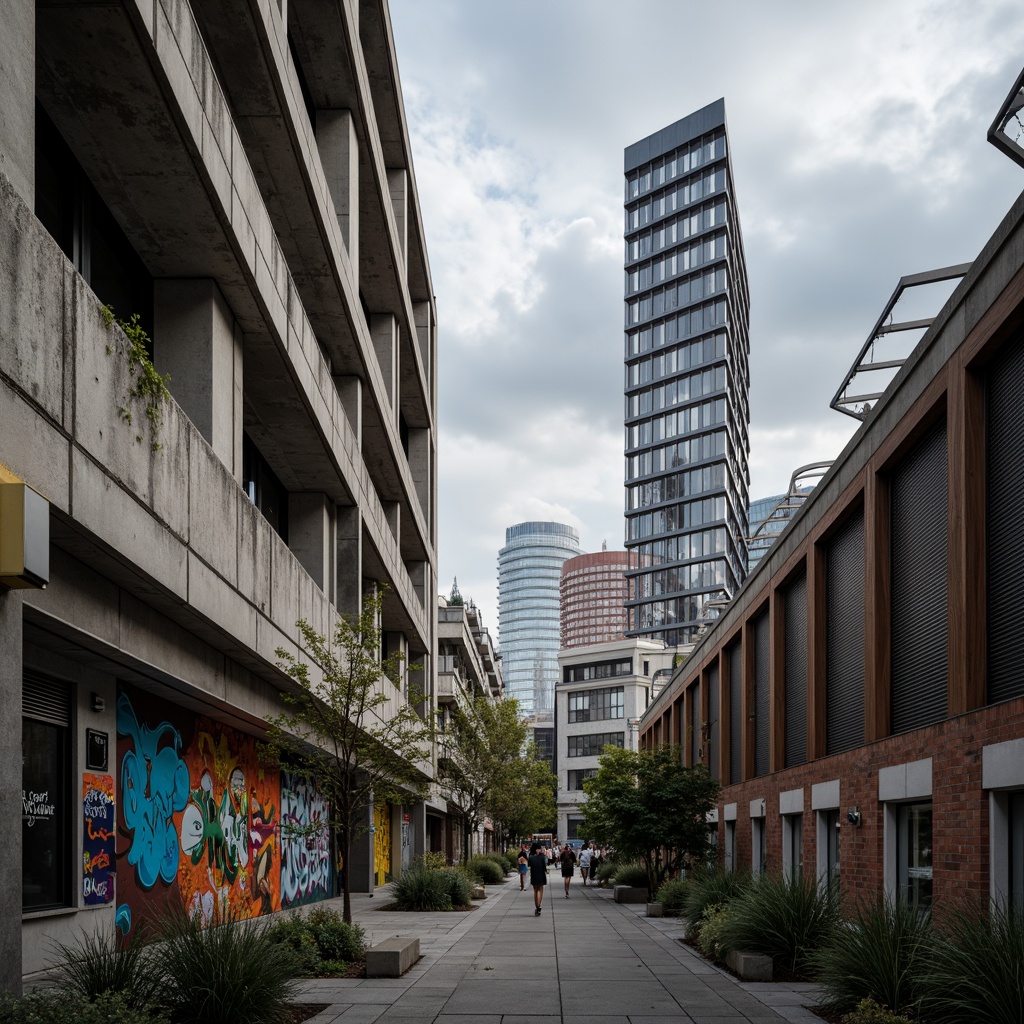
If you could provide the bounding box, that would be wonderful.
[389,0,1024,637]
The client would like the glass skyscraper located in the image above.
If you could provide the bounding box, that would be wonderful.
[623,99,751,646]
[497,521,581,729]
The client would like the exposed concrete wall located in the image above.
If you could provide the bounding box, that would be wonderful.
[0,3,33,206]
[317,109,360,282]
[290,492,334,596]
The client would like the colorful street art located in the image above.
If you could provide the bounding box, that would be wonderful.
[82,773,115,905]
[116,685,285,933]
[374,802,391,887]
[280,770,331,908]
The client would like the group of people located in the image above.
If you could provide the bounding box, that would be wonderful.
[516,841,603,916]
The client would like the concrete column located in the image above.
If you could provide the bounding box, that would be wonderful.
[406,559,427,609]
[413,301,433,395]
[370,314,398,413]
[153,279,242,480]
[407,428,430,525]
[0,2,34,206]
[289,493,332,595]
[335,504,362,619]
[348,791,374,893]
[411,801,427,864]
[333,374,362,448]
[387,169,407,274]
[316,110,359,282]
[0,590,23,993]
[384,500,400,548]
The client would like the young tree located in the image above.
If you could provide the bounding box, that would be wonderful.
[582,745,719,892]
[489,746,557,848]
[436,694,526,861]
[266,588,433,923]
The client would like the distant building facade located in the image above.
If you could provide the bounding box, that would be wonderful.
[560,550,630,649]
[747,493,786,572]
[623,99,751,646]
[498,522,581,766]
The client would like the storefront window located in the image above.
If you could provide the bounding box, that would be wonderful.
[23,717,70,911]
[898,802,933,912]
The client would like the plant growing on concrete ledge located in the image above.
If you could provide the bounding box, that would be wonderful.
[264,586,434,925]
[101,305,171,451]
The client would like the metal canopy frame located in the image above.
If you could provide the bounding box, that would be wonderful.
[746,461,833,563]
[830,264,971,421]
[988,64,1024,169]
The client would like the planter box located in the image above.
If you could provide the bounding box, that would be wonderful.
[646,902,664,917]
[725,949,772,981]
[613,885,648,904]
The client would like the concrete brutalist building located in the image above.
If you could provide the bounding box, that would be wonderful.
[0,0,437,987]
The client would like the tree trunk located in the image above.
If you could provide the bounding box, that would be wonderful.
[341,829,352,924]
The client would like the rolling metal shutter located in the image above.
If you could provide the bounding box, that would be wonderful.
[891,423,948,732]
[690,682,701,765]
[708,662,720,781]
[988,336,1024,704]
[826,512,865,754]
[754,612,770,777]
[729,642,742,784]
[23,672,71,726]
[784,572,808,767]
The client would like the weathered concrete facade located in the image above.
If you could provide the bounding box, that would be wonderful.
[1,0,436,986]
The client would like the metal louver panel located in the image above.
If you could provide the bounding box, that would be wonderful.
[729,643,742,784]
[826,512,865,754]
[690,682,701,765]
[891,423,948,732]
[708,662,720,781]
[988,336,1024,704]
[754,612,770,776]
[23,672,71,726]
[785,572,808,767]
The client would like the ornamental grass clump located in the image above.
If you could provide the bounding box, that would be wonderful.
[391,865,453,911]
[610,862,649,890]
[468,855,504,885]
[439,868,474,908]
[683,867,751,935]
[810,896,933,1017]
[655,878,691,915]
[48,927,165,1007]
[717,872,840,976]
[918,901,1024,1024]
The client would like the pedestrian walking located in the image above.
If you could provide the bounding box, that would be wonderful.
[517,844,529,890]
[528,842,548,915]
[579,842,593,886]
[559,843,577,897]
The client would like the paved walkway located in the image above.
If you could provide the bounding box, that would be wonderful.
[292,874,824,1024]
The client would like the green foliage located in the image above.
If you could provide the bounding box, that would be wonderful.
[488,746,557,845]
[101,306,171,451]
[840,999,915,1024]
[391,865,453,911]
[157,905,296,1024]
[468,855,504,884]
[0,990,168,1024]
[439,868,474,908]
[717,873,840,976]
[265,587,433,923]
[696,903,731,961]
[918,902,1024,1024]
[581,745,719,892]
[47,927,165,1006]
[611,863,650,890]
[596,859,618,886]
[655,878,691,915]
[414,851,447,871]
[810,896,932,1016]
[683,867,751,929]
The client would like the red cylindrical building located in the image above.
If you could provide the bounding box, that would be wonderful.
[559,551,630,649]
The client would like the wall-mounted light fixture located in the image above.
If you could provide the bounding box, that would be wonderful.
[847,807,861,826]
[91,693,106,714]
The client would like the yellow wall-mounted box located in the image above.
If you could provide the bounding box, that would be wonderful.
[0,482,49,589]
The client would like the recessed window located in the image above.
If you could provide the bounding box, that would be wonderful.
[243,433,289,542]
[897,802,933,912]
[782,813,803,883]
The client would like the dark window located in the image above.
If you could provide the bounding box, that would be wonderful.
[22,674,71,912]
[891,424,948,732]
[243,433,289,542]
[754,612,770,776]
[784,572,808,767]
[567,768,597,791]
[568,687,624,723]
[826,512,865,754]
[897,802,933,912]
[563,659,633,683]
[728,642,742,784]
[567,732,625,757]
[987,338,1024,703]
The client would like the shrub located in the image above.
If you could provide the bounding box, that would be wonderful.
[611,862,649,890]
[0,990,168,1024]
[683,868,751,930]
[414,851,447,871]
[596,859,618,886]
[717,873,839,976]
[157,906,296,1024]
[391,865,452,911]
[486,854,510,875]
[266,913,322,974]
[439,868,474,908]
[655,878,691,915]
[918,902,1024,1024]
[840,998,914,1024]
[811,897,932,1016]
[305,907,365,966]
[47,927,165,1006]
[696,903,730,961]
[468,855,504,885]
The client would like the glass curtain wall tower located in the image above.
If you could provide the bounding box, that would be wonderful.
[623,99,751,645]
[498,522,581,762]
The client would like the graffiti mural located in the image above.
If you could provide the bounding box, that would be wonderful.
[82,773,115,905]
[116,685,285,933]
[374,801,391,887]
[280,770,331,908]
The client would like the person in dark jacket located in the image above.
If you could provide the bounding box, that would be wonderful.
[527,842,548,915]
[559,844,577,897]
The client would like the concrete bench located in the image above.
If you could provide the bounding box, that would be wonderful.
[725,949,772,981]
[366,936,420,977]
[646,902,664,917]
[613,885,648,904]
